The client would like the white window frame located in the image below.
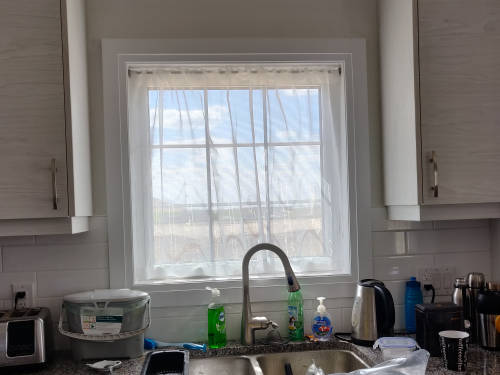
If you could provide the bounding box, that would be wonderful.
[102,39,372,307]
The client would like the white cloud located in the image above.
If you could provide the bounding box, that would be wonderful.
[149,105,230,129]
[280,89,314,97]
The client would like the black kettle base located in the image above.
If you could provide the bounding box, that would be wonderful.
[351,337,375,347]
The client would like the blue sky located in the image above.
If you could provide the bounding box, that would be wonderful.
[149,88,321,206]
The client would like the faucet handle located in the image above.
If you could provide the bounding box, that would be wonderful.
[250,316,279,330]
[250,316,271,329]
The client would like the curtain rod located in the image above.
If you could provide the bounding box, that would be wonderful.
[128,64,342,76]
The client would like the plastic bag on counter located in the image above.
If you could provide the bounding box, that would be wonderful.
[329,349,429,375]
[306,360,325,375]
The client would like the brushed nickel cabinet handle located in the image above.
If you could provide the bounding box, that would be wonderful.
[51,158,58,210]
[430,151,438,197]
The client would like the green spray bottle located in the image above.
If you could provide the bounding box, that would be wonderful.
[287,283,304,341]
[206,286,226,348]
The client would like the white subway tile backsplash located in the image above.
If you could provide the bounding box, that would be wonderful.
[372,232,406,256]
[2,243,108,272]
[37,268,109,298]
[394,304,405,330]
[35,216,107,245]
[36,297,63,324]
[383,280,406,305]
[0,212,494,348]
[374,255,434,281]
[434,251,491,280]
[407,227,490,254]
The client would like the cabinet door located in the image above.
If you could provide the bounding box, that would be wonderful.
[419,0,500,204]
[0,0,68,218]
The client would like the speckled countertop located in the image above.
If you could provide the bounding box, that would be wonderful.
[3,339,499,375]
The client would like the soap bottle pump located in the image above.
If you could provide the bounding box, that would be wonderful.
[206,286,226,348]
[312,297,332,341]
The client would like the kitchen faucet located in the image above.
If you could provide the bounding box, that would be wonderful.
[241,243,301,345]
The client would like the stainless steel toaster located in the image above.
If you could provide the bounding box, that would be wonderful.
[0,307,53,367]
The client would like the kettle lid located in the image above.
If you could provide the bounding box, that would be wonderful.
[359,279,385,288]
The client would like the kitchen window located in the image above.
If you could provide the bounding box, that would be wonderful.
[102,39,371,292]
[127,64,350,283]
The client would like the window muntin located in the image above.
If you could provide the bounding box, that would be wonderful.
[127,64,349,282]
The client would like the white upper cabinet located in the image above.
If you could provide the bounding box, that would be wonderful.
[0,0,91,235]
[380,0,500,220]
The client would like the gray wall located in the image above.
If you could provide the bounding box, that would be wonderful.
[84,0,382,215]
[492,221,500,280]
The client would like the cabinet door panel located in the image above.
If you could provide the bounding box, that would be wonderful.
[0,0,68,218]
[419,0,500,204]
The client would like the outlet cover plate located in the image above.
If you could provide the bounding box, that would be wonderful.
[11,283,34,309]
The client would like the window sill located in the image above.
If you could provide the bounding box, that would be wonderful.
[133,274,356,308]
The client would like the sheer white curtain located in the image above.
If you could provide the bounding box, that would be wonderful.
[127,64,349,282]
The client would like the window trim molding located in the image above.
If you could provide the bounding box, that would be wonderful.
[102,38,372,305]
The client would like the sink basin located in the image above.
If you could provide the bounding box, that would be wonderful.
[189,357,257,375]
[142,349,369,375]
[256,350,369,374]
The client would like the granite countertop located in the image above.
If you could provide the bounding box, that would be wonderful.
[5,339,499,375]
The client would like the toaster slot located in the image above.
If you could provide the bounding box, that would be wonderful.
[27,308,41,316]
[10,309,27,318]
[7,320,35,357]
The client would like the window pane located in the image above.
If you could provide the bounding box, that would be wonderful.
[158,90,206,145]
[152,148,210,265]
[208,89,264,144]
[267,88,320,143]
[268,145,323,258]
[210,147,267,258]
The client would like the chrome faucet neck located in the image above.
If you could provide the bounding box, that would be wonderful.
[241,243,301,345]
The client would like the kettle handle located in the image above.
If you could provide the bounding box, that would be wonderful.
[373,284,395,333]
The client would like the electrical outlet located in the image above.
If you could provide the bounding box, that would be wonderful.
[418,266,442,301]
[418,267,441,285]
[418,266,457,297]
[12,283,34,309]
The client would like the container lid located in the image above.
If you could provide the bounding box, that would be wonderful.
[406,276,421,288]
[373,337,418,350]
[359,279,385,288]
[63,289,149,303]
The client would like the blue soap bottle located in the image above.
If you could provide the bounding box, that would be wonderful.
[312,297,332,341]
[405,276,423,333]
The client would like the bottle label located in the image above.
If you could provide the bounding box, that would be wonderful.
[312,316,332,337]
[288,305,298,332]
[216,311,226,334]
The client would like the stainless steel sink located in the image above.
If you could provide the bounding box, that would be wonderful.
[143,349,369,375]
[256,349,369,374]
[189,357,258,375]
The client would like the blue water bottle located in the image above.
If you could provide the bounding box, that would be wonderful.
[405,276,423,333]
